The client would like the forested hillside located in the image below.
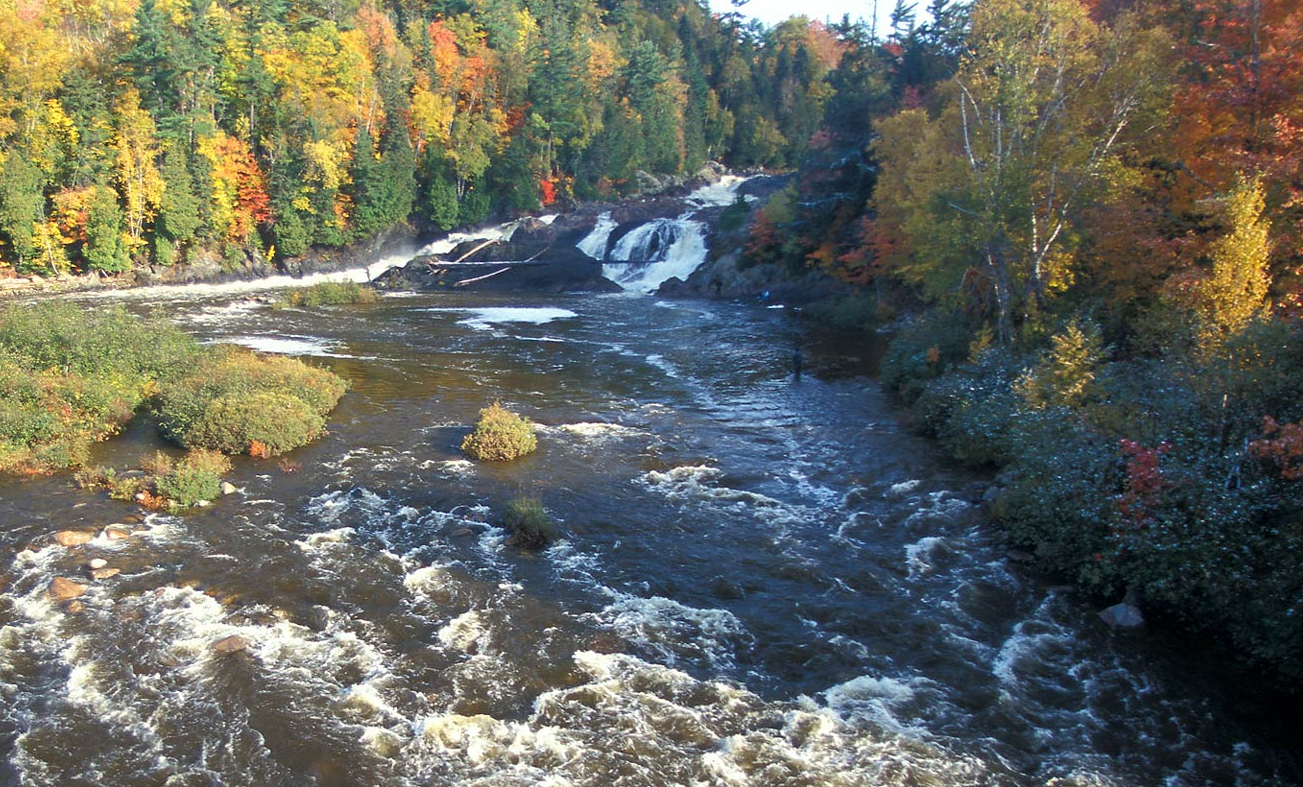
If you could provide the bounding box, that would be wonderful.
[742,0,1303,687]
[0,0,846,275]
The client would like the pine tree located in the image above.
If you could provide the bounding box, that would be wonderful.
[83,183,130,274]
[158,143,203,247]
[0,151,44,271]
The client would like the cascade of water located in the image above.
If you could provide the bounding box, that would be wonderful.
[577,212,618,260]
[592,176,748,294]
[601,219,707,294]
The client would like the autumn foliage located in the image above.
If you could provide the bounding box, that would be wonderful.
[0,0,844,276]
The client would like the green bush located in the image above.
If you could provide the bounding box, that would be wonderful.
[185,391,327,456]
[155,347,346,455]
[461,402,537,461]
[274,281,379,309]
[912,351,1022,467]
[0,303,202,473]
[156,449,232,507]
[0,302,200,382]
[807,292,883,332]
[503,496,556,550]
[880,309,975,403]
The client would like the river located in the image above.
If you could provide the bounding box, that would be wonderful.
[0,266,1297,784]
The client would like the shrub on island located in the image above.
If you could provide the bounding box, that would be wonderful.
[0,302,201,473]
[503,496,556,550]
[274,281,378,308]
[460,402,537,461]
[154,450,233,507]
[155,347,346,456]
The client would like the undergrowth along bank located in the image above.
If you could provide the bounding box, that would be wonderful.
[878,309,1303,688]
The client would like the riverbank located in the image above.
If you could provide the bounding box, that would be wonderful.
[873,308,1303,694]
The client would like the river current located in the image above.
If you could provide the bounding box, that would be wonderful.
[0,272,1297,784]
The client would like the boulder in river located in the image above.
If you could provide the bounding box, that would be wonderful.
[220,482,238,496]
[90,567,122,581]
[212,635,250,655]
[54,530,95,547]
[87,558,108,570]
[48,577,87,601]
[1099,602,1145,629]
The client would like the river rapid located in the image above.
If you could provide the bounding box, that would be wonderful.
[0,265,1298,785]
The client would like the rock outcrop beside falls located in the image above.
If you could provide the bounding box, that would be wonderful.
[375,164,743,294]
[373,242,621,293]
[654,174,849,304]
[373,166,848,301]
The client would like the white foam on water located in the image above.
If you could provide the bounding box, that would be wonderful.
[596,593,753,670]
[183,299,263,326]
[434,459,476,476]
[545,540,603,587]
[904,536,951,578]
[822,675,932,735]
[599,176,751,293]
[339,683,405,725]
[644,353,681,378]
[415,219,526,257]
[639,465,786,511]
[684,175,753,209]
[360,726,405,758]
[889,479,922,497]
[438,610,488,653]
[223,334,344,356]
[549,422,645,444]
[421,306,578,331]
[603,218,708,294]
[77,250,415,304]
[297,527,357,551]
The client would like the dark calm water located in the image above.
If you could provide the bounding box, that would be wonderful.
[0,283,1296,786]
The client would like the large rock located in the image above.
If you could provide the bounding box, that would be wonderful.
[49,577,87,601]
[212,635,250,655]
[54,530,95,547]
[375,246,619,293]
[1099,602,1144,629]
[90,567,121,581]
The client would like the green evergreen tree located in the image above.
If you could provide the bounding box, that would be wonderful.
[158,144,202,247]
[0,151,43,271]
[83,184,131,274]
[421,150,460,231]
[122,0,181,129]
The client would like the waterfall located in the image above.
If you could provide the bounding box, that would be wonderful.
[577,212,618,260]
[587,176,749,294]
[601,219,708,294]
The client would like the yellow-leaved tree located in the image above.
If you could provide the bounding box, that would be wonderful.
[1194,177,1272,351]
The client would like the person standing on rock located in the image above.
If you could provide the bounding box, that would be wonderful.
[792,345,803,382]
